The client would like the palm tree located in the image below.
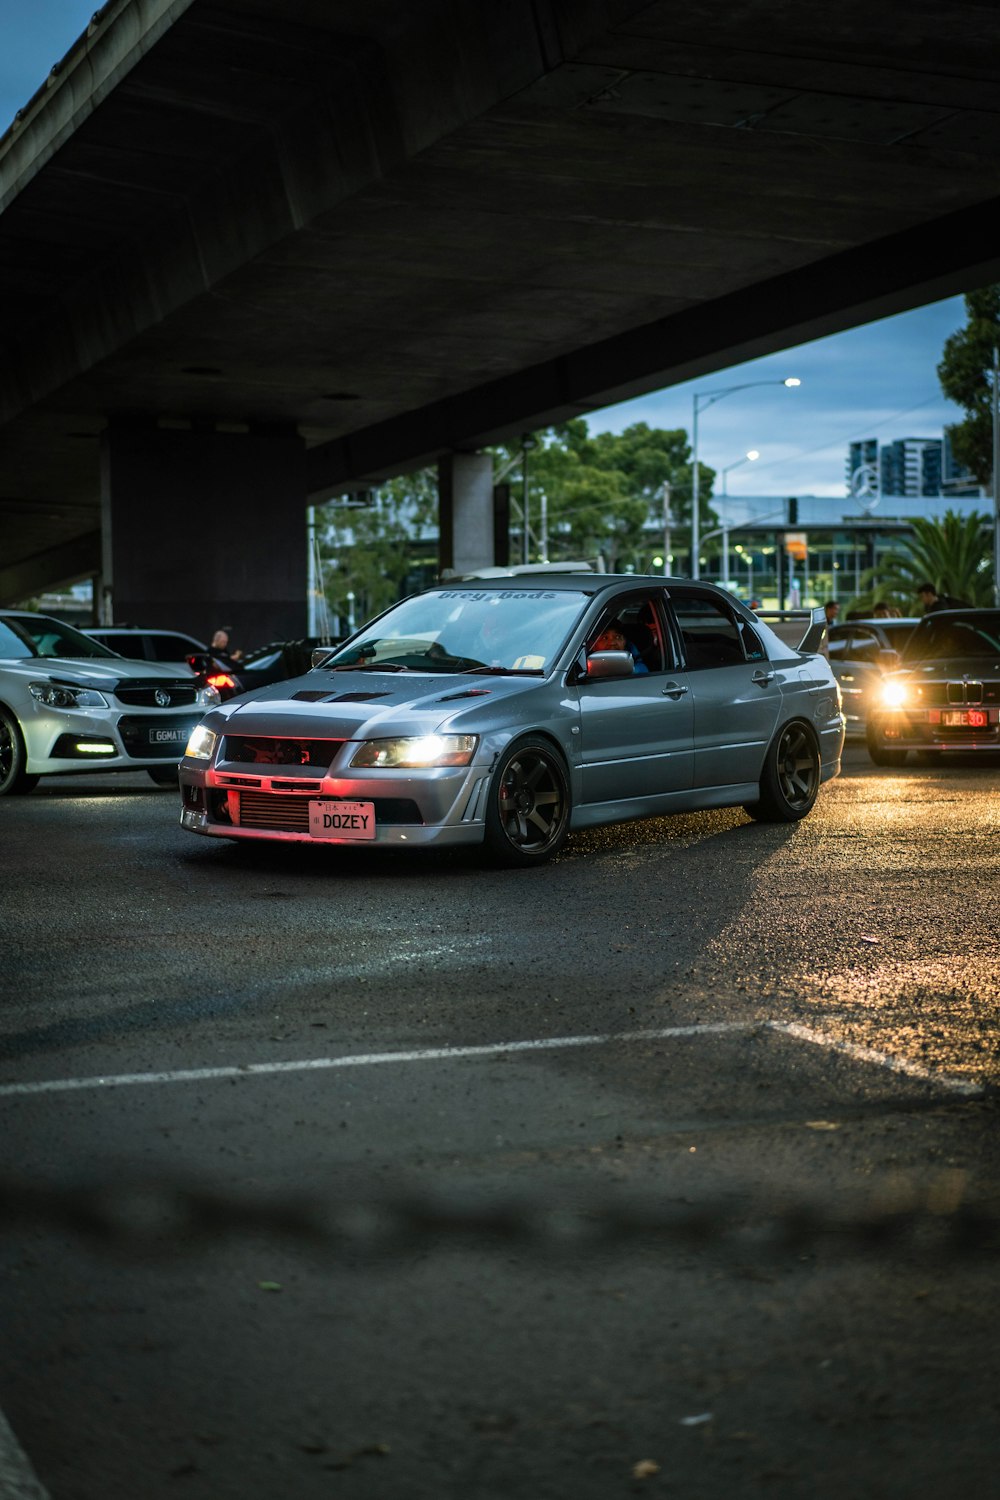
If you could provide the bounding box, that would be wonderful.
[860,510,994,612]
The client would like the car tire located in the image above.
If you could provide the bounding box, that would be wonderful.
[865,724,908,766]
[147,766,180,787]
[482,736,570,867]
[0,705,40,796]
[743,720,820,823]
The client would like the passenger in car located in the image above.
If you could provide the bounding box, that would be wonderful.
[590,623,649,674]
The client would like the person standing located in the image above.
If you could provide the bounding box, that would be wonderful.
[916,583,966,614]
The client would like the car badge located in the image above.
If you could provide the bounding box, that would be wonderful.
[155,688,171,707]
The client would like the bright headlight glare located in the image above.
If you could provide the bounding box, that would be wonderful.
[880,680,910,710]
[185,725,218,760]
[29,681,108,709]
[350,734,478,769]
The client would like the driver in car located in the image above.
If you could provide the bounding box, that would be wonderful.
[590,622,649,674]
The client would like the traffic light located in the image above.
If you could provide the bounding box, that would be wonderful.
[787,497,799,526]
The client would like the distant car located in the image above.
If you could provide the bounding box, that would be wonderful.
[178,574,843,866]
[185,638,334,701]
[865,608,1000,765]
[0,611,220,795]
[826,618,919,735]
[84,625,209,670]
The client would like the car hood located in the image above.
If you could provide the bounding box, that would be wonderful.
[891,654,1000,678]
[207,668,548,739]
[0,657,194,686]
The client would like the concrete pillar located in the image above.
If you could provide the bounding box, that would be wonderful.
[437,451,498,576]
[100,419,308,654]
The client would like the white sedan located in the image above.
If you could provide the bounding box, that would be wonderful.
[0,611,220,794]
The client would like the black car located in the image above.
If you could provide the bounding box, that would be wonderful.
[189,638,336,700]
[865,609,1000,765]
[826,618,919,735]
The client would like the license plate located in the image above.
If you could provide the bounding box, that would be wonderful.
[942,710,988,727]
[151,727,188,743]
[309,800,376,840]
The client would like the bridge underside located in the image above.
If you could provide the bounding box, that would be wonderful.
[1,0,998,617]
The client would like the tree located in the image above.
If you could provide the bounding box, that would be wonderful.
[510,420,717,573]
[937,285,1000,484]
[316,470,438,627]
[863,510,994,610]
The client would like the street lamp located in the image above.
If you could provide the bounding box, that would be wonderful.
[691,378,800,579]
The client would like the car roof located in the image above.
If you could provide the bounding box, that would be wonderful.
[435,572,735,598]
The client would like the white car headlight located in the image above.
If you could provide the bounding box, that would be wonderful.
[196,685,222,708]
[29,681,108,709]
[879,680,910,710]
[350,734,478,769]
[185,725,218,760]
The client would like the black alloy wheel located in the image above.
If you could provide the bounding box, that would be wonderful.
[483,736,570,866]
[0,706,39,796]
[744,719,820,823]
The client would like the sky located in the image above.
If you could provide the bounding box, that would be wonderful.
[1,3,973,501]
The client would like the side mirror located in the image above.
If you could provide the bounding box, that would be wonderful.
[311,647,336,668]
[586,650,635,679]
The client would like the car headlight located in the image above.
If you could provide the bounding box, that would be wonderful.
[185,725,218,760]
[879,680,910,710]
[29,681,108,709]
[196,685,222,708]
[350,734,478,769]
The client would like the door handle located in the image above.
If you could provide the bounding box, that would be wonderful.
[751,669,776,686]
[661,680,689,699]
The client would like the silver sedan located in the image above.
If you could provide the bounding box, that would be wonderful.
[0,611,220,794]
[179,576,844,866]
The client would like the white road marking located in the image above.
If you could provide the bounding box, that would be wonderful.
[0,1019,983,1099]
[0,1407,51,1499]
[771,1020,982,1097]
[0,1023,750,1097]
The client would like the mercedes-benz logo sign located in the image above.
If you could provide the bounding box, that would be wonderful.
[155,689,171,707]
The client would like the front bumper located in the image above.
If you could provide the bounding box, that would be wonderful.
[867,708,1000,753]
[25,707,203,775]
[178,756,494,848]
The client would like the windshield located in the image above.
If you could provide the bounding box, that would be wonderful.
[902,612,1000,663]
[322,589,587,674]
[0,615,120,661]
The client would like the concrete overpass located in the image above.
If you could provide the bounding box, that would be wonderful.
[1,0,998,642]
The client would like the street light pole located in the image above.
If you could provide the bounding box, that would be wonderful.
[690,378,800,580]
[662,480,672,576]
[719,450,759,587]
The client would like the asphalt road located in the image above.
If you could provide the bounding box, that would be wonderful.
[2,746,998,1500]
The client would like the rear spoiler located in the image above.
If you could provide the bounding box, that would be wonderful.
[753,606,828,654]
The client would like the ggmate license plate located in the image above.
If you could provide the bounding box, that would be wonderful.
[151,727,187,742]
[309,800,376,840]
[943,710,988,727]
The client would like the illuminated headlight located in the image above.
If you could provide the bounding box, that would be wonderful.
[195,685,222,708]
[185,725,218,760]
[29,681,108,709]
[350,734,478,769]
[879,680,910,710]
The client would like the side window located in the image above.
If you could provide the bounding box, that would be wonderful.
[99,632,143,657]
[846,628,881,666]
[586,595,669,674]
[671,595,748,670]
[150,634,198,661]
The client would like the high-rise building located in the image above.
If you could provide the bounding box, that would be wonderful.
[846,434,980,498]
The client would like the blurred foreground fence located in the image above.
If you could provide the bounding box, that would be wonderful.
[2,1173,997,1262]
